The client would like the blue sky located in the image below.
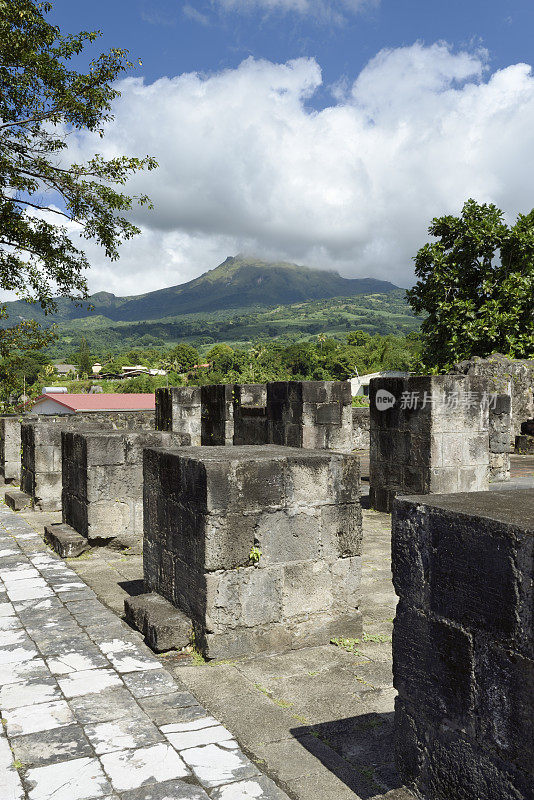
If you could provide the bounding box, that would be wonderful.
[49,0,532,90]
[45,1,534,294]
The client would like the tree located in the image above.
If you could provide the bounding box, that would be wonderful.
[0,0,157,396]
[76,337,92,376]
[407,200,534,370]
[164,343,199,373]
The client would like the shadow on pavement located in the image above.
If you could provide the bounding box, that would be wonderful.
[291,711,403,799]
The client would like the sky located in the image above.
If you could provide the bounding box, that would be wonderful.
[44,0,534,295]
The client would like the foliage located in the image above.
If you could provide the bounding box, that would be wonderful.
[22,327,421,400]
[75,337,92,377]
[163,343,199,373]
[407,199,534,370]
[0,0,156,399]
[0,316,54,401]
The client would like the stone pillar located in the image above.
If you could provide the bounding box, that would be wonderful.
[21,411,155,511]
[0,416,21,483]
[267,380,352,452]
[155,387,201,444]
[392,490,534,800]
[232,383,268,445]
[489,394,511,481]
[369,375,490,512]
[143,444,362,659]
[351,407,370,450]
[61,429,182,548]
[201,384,234,445]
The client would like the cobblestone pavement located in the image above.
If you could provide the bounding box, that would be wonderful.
[0,501,291,800]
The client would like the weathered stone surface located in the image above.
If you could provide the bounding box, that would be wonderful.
[5,488,31,510]
[44,522,89,558]
[0,415,22,483]
[201,384,234,446]
[369,375,491,511]
[233,383,268,445]
[21,410,155,511]
[267,380,352,452]
[155,386,201,443]
[392,490,534,800]
[124,592,191,652]
[352,406,370,450]
[144,445,362,659]
[489,394,511,481]
[62,429,186,548]
[453,353,534,441]
[515,433,534,454]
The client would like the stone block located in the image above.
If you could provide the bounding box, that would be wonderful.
[62,429,182,548]
[5,489,31,511]
[44,523,89,558]
[144,444,362,659]
[370,374,491,509]
[392,490,534,800]
[352,406,370,449]
[124,592,191,652]
[0,416,21,483]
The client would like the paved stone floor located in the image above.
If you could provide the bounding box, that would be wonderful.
[0,499,291,800]
[7,481,411,800]
[11,455,531,800]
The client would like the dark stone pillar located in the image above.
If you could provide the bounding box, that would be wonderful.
[392,490,534,800]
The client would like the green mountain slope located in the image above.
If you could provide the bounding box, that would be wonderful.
[2,255,400,326]
[47,290,419,359]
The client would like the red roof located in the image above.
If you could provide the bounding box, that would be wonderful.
[33,393,155,412]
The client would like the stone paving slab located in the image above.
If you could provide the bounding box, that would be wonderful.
[5,481,416,800]
[0,501,291,800]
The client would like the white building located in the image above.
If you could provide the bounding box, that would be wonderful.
[350,370,410,397]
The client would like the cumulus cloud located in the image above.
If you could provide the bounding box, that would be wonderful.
[56,42,534,295]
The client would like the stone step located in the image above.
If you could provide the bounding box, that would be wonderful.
[125,592,192,653]
[4,489,32,511]
[44,523,89,558]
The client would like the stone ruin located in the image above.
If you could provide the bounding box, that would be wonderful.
[232,383,269,446]
[0,415,21,484]
[130,444,362,659]
[369,375,491,512]
[453,353,534,443]
[156,380,354,452]
[19,410,154,511]
[155,386,201,444]
[488,394,512,481]
[49,429,188,554]
[392,489,534,800]
[351,406,370,450]
[516,417,534,454]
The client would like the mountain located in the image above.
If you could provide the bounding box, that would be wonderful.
[2,255,400,326]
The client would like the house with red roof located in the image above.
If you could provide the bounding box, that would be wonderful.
[30,393,155,415]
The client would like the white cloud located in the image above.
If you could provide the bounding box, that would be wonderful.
[57,42,534,296]
[212,0,377,24]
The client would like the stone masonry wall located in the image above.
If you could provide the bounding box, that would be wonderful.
[453,353,534,441]
[155,387,201,444]
[267,381,353,452]
[201,384,234,446]
[0,416,22,483]
[369,375,490,512]
[352,407,370,450]
[62,429,185,548]
[156,380,353,451]
[489,394,512,482]
[21,410,154,511]
[232,383,268,446]
[392,490,534,800]
[143,444,362,659]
